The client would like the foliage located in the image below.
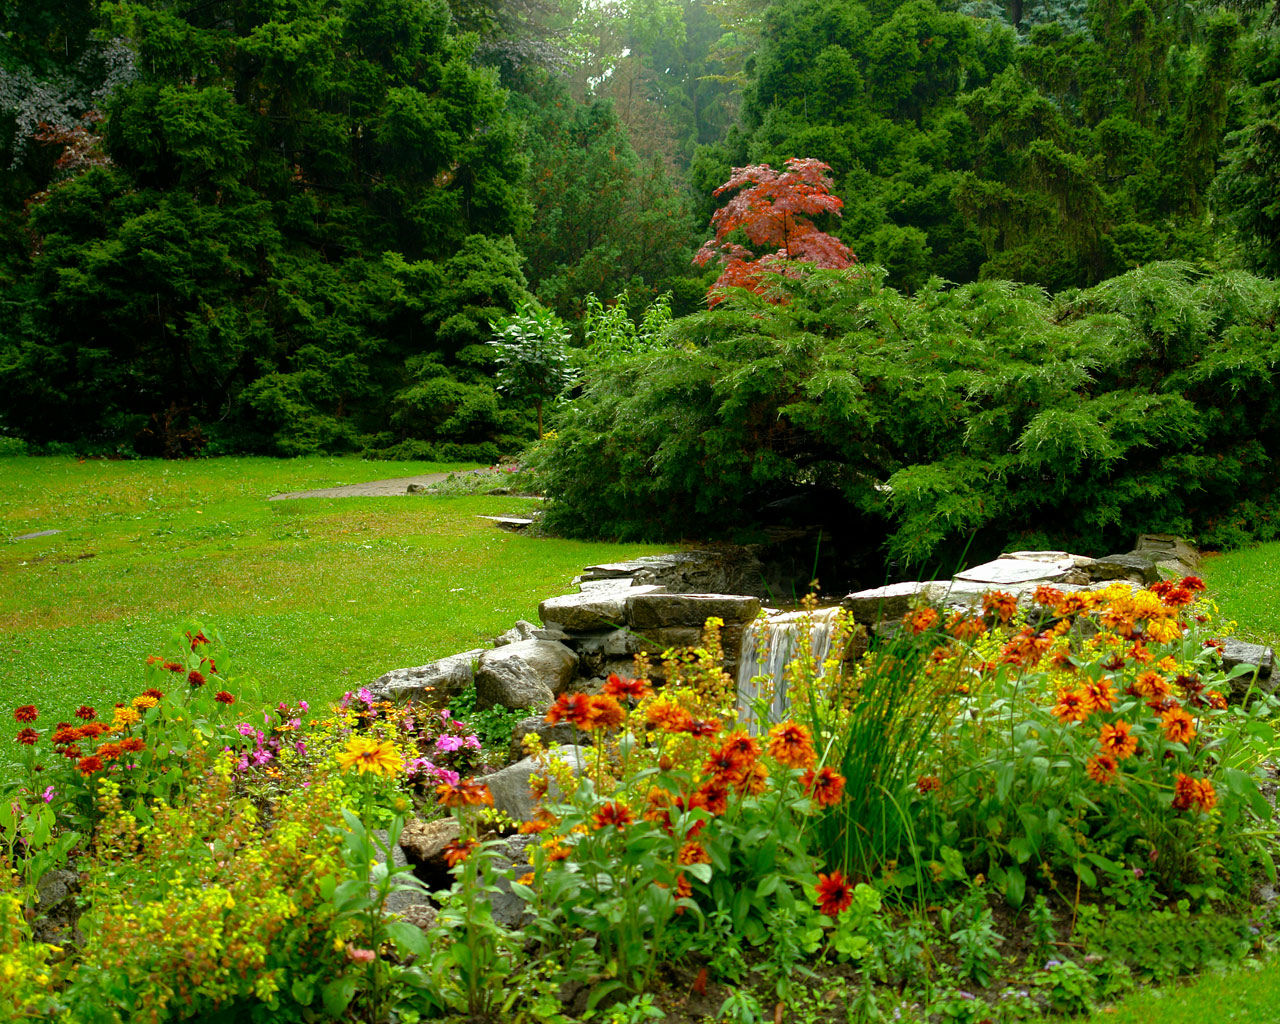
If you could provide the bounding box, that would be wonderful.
[535,262,1280,564]
[489,300,575,438]
[693,157,855,303]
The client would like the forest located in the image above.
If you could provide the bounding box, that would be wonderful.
[3,0,1280,559]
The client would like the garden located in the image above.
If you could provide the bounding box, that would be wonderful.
[2,456,1278,1023]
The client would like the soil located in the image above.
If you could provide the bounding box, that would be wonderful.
[267,469,497,501]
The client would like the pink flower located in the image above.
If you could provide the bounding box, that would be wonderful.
[345,944,376,963]
[236,723,255,737]
[251,750,272,766]
[357,688,374,705]
[41,786,54,803]
[299,700,309,711]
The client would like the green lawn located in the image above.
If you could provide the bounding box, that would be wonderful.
[1199,541,1280,650]
[0,456,660,747]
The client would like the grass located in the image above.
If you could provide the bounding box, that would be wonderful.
[1199,541,1280,650]
[0,456,660,758]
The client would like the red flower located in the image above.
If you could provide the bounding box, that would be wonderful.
[815,871,854,917]
[591,801,634,830]
[163,661,184,672]
[686,718,722,739]
[1181,576,1206,593]
[141,689,164,700]
[436,780,494,808]
[187,669,206,688]
[119,737,146,753]
[767,721,816,770]
[77,755,104,776]
[982,590,1018,623]
[916,774,941,795]
[802,766,846,807]
[601,674,652,701]
[187,630,210,649]
[214,691,235,705]
[13,706,37,723]
[442,839,478,868]
[74,705,97,720]
[15,728,38,745]
[546,693,596,729]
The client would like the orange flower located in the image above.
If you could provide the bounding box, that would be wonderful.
[767,721,816,770]
[119,736,145,754]
[546,693,596,729]
[591,801,634,830]
[1033,585,1066,607]
[946,612,987,640]
[13,705,37,723]
[703,747,746,786]
[601,674,652,701]
[983,591,1018,622]
[738,760,769,796]
[589,694,627,731]
[678,840,710,865]
[1207,691,1227,711]
[1051,689,1090,724]
[1173,772,1216,812]
[1085,753,1118,784]
[77,755,104,776]
[1181,576,1206,593]
[916,774,941,794]
[1000,628,1052,668]
[721,732,761,763]
[436,780,494,808]
[815,871,854,918]
[1082,680,1115,713]
[686,718,722,739]
[696,781,730,815]
[903,606,939,634]
[95,742,123,761]
[1161,706,1196,745]
[674,873,693,911]
[442,839,478,868]
[1132,671,1170,699]
[802,766,846,807]
[645,698,694,734]
[1099,720,1138,760]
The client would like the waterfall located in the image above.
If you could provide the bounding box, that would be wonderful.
[736,607,842,727]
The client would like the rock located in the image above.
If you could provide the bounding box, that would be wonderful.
[956,555,1087,587]
[399,816,462,872]
[398,904,438,931]
[532,627,571,642]
[15,530,61,540]
[474,640,579,711]
[624,592,761,630]
[574,628,645,659]
[486,835,539,927]
[477,748,587,823]
[477,515,535,531]
[1133,533,1200,577]
[406,483,427,494]
[580,549,768,597]
[492,620,537,647]
[369,649,485,703]
[841,581,948,624]
[539,586,666,632]
[1218,638,1276,701]
[35,867,77,909]
[1087,552,1160,585]
[509,716,587,761]
[577,577,639,593]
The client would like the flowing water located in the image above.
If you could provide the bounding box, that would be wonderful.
[736,606,842,727]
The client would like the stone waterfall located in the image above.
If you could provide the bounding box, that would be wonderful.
[736,607,843,727]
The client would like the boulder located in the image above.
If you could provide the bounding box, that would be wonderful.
[1087,552,1161,585]
[508,715,587,761]
[1133,533,1200,577]
[956,555,1089,587]
[369,648,485,703]
[538,586,666,632]
[371,828,434,917]
[841,581,948,624]
[477,747,587,823]
[1218,638,1276,701]
[473,640,578,711]
[399,816,461,872]
[624,592,761,630]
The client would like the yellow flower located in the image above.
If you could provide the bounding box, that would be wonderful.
[131,695,159,710]
[337,735,403,777]
[112,706,141,728]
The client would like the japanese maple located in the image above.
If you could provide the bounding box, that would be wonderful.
[693,157,855,304]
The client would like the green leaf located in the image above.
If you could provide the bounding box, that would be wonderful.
[321,974,358,1016]
[386,919,432,957]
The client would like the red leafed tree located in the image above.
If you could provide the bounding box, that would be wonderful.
[693,157,855,305]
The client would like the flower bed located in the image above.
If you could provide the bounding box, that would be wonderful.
[2,579,1277,1022]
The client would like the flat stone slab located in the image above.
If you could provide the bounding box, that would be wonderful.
[624,592,761,630]
[841,581,949,623]
[14,530,61,540]
[1089,552,1160,585]
[955,556,1076,586]
[539,586,666,632]
[577,577,639,593]
[477,516,534,531]
[1219,638,1275,701]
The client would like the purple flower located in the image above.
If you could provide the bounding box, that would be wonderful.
[299,700,309,711]
[251,749,272,766]
[41,786,55,803]
[357,687,374,705]
[294,741,306,755]
[237,722,255,737]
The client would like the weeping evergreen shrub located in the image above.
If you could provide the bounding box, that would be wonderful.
[532,262,1280,566]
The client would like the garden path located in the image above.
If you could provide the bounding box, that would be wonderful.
[268,469,496,501]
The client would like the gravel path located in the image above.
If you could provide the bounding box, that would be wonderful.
[268,470,494,500]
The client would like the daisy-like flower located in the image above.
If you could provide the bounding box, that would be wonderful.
[1033,585,1066,607]
[119,737,146,753]
[696,781,729,815]
[13,706,37,723]
[1207,691,1227,711]
[112,707,141,728]
[74,705,97,720]
[982,591,1018,623]
[1051,689,1090,724]
[903,607,939,634]
[546,693,596,730]
[767,721,816,770]
[163,661,183,673]
[15,728,38,745]
[802,766,846,807]
[601,674,652,701]
[187,669,206,688]
[131,695,158,710]
[591,801,634,830]
[703,748,746,787]
[645,697,694,734]
[1172,772,1216,812]
[214,691,235,705]
[686,718,722,739]
[678,840,710,865]
[946,613,987,640]
[95,741,123,761]
[815,871,854,918]
[1082,680,1115,714]
[1181,576,1206,593]
[1132,671,1170,700]
[436,779,494,808]
[588,695,626,731]
[916,774,941,795]
[76,755,104,776]
[1085,753,1118,784]
[1099,721,1138,760]
[442,839,478,868]
[141,689,164,700]
[337,736,403,777]
[1161,706,1196,745]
